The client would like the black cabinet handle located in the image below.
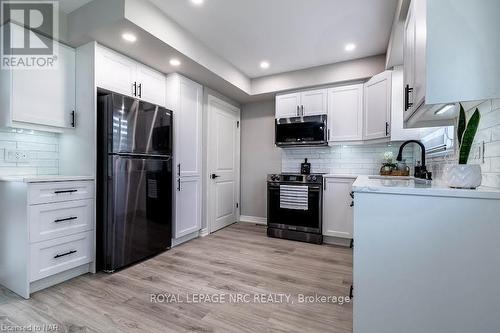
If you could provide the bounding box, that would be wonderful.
[296,105,300,116]
[211,174,220,179]
[70,110,76,128]
[177,164,181,177]
[54,189,78,194]
[54,250,77,259]
[133,82,137,96]
[350,201,354,207]
[138,83,142,98]
[54,216,77,223]
[177,178,181,191]
[350,191,354,199]
[349,285,354,298]
[385,122,390,136]
[404,84,414,111]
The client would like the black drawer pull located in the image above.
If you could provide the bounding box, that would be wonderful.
[54,189,78,194]
[54,250,77,259]
[54,216,77,223]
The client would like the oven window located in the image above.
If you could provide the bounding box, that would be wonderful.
[267,186,321,230]
[275,120,325,143]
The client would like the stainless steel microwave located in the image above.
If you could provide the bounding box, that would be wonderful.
[275,115,328,147]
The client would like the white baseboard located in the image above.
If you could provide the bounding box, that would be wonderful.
[323,235,352,247]
[239,215,267,225]
[199,228,209,237]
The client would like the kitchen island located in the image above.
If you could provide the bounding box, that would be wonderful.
[352,176,500,333]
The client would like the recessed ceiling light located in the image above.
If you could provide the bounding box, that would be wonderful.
[190,0,204,5]
[434,104,456,115]
[345,43,356,51]
[260,61,270,69]
[169,58,181,66]
[122,33,137,43]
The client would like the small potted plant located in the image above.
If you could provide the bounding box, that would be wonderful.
[444,103,482,189]
[380,151,397,176]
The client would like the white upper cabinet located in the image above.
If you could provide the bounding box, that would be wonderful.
[96,45,166,106]
[0,41,75,130]
[403,0,500,128]
[323,178,354,239]
[276,92,301,118]
[301,89,328,116]
[364,71,392,140]
[275,89,327,118]
[328,84,364,142]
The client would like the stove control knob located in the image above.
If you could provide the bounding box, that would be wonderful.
[311,176,317,182]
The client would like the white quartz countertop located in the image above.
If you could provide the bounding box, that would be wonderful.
[352,175,500,199]
[0,175,94,183]
[323,174,360,179]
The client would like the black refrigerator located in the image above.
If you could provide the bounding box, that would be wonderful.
[96,92,173,272]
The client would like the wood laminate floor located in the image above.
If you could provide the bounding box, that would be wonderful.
[0,223,353,333]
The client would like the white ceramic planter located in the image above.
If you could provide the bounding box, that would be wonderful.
[444,164,482,189]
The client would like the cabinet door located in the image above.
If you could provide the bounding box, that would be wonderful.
[323,178,354,238]
[301,89,328,116]
[175,177,201,238]
[96,46,137,97]
[136,64,166,106]
[364,71,392,140]
[11,44,75,128]
[275,92,301,118]
[413,0,427,111]
[403,1,416,120]
[176,77,203,177]
[328,84,363,142]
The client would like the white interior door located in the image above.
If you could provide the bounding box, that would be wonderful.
[208,95,240,233]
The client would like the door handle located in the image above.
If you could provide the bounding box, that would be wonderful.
[54,189,77,194]
[301,105,304,116]
[133,82,137,97]
[177,163,181,177]
[404,84,413,111]
[177,178,181,191]
[296,105,300,116]
[211,174,220,179]
[138,83,142,98]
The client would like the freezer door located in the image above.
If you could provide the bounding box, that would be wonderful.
[105,155,172,271]
[109,94,172,155]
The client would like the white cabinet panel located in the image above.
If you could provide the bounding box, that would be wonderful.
[276,92,301,118]
[175,177,201,238]
[29,231,93,282]
[328,84,364,142]
[323,178,354,239]
[96,46,136,97]
[364,71,392,140]
[136,64,166,106]
[301,89,328,116]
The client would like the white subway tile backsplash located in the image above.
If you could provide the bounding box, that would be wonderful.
[428,99,500,188]
[282,143,414,175]
[0,128,59,176]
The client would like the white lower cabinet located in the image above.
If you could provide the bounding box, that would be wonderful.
[0,179,95,299]
[323,178,355,239]
[175,177,202,238]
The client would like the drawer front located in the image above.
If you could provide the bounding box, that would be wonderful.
[30,231,94,282]
[29,199,94,243]
[28,181,94,205]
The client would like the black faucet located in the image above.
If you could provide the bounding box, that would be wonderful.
[396,140,431,180]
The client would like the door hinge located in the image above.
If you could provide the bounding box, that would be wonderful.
[236,203,239,208]
[236,121,240,128]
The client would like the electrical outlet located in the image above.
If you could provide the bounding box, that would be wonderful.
[4,149,30,163]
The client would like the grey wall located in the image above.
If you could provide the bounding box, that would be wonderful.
[240,100,281,218]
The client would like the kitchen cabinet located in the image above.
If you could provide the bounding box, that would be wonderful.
[0,41,75,130]
[96,45,166,106]
[402,0,500,128]
[275,89,327,118]
[323,177,354,239]
[0,179,95,299]
[328,84,364,142]
[166,73,203,239]
[363,71,392,140]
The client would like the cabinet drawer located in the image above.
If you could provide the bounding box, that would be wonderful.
[30,231,93,282]
[29,199,94,243]
[28,181,94,205]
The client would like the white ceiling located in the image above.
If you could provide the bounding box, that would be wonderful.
[58,0,94,14]
[150,0,398,78]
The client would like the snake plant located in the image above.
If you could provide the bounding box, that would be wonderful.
[457,103,481,164]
